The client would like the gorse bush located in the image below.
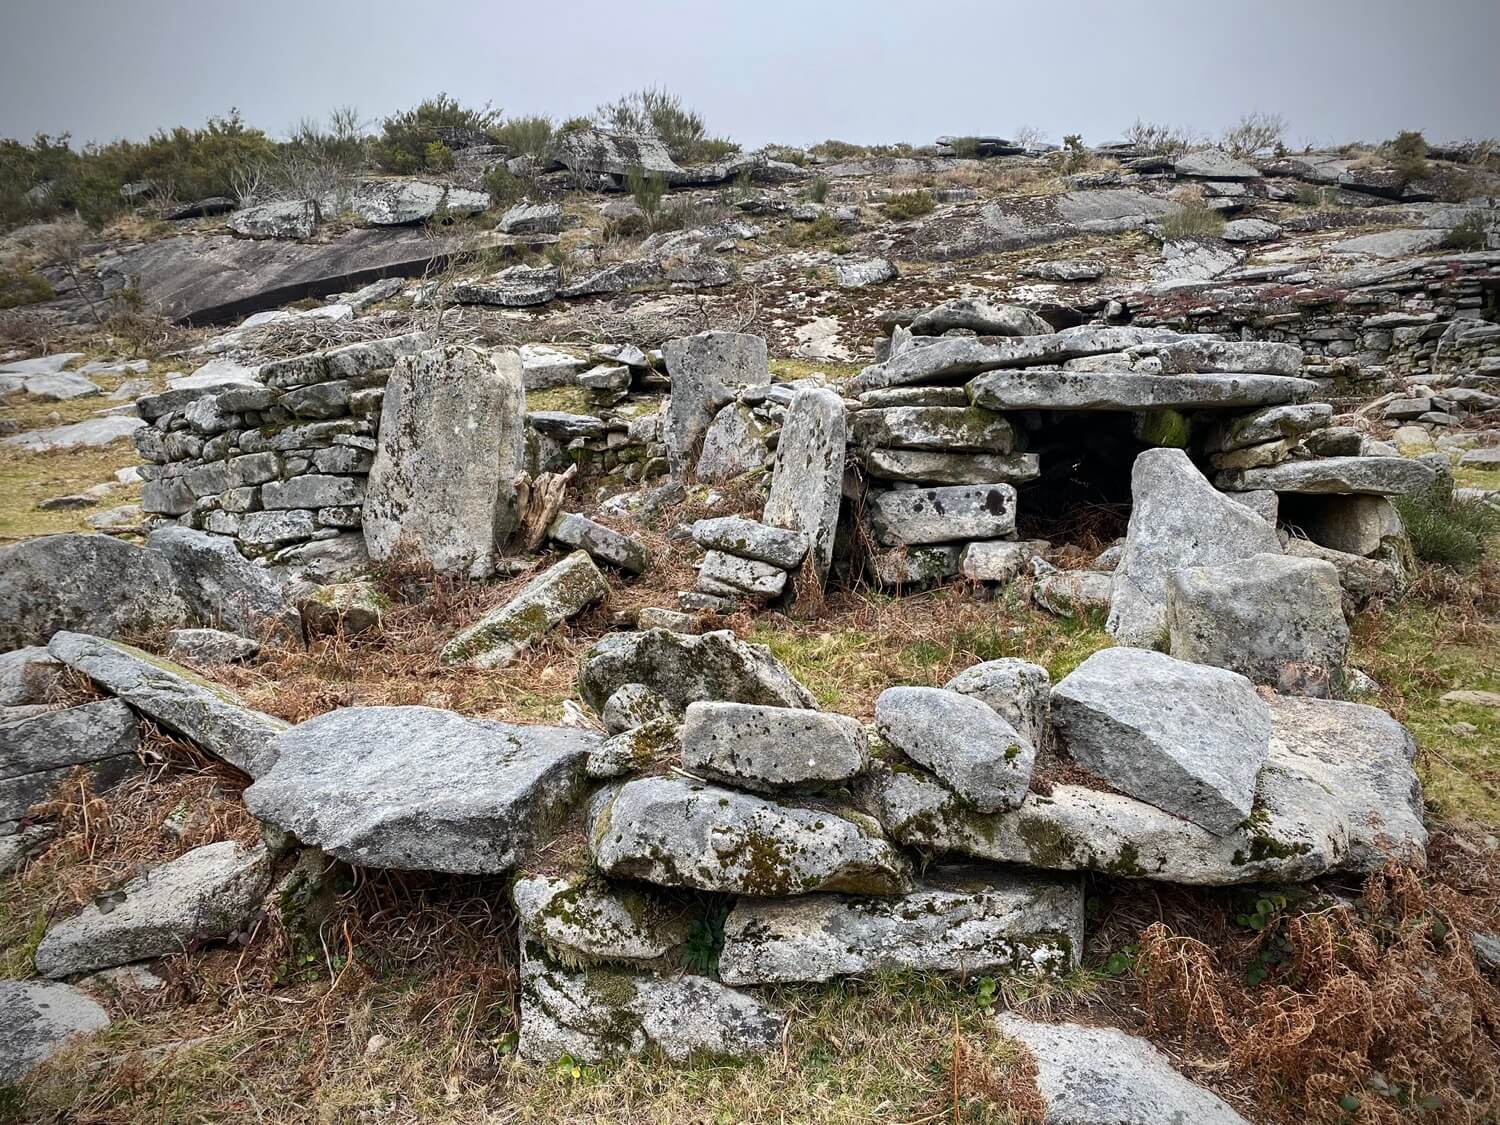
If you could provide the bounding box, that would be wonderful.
[493,115,556,162]
[625,165,667,224]
[371,94,499,174]
[806,176,829,204]
[881,190,934,220]
[592,87,737,165]
[0,265,54,309]
[1221,111,1287,158]
[1127,119,1196,157]
[1056,133,1091,174]
[1441,213,1489,251]
[1395,492,1499,569]
[1160,199,1226,238]
[1387,129,1430,182]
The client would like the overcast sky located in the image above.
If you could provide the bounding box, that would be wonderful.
[3,0,1497,151]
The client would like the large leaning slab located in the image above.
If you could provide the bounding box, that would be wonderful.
[47,632,287,778]
[146,526,299,641]
[34,841,272,977]
[1107,448,1281,646]
[589,776,912,896]
[719,867,1083,985]
[363,345,528,578]
[875,687,1034,813]
[440,551,608,669]
[661,331,769,475]
[244,705,594,873]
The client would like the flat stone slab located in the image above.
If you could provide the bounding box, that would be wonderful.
[864,448,1040,485]
[518,941,778,1064]
[4,415,145,453]
[549,513,650,574]
[997,1014,1250,1124]
[763,388,846,584]
[577,629,815,715]
[691,517,809,569]
[589,776,912,897]
[680,701,869,791]
[1216,455,1438,496]
[513,872,692,967]
[441,551,608,669]
[1052,648,1270,834]
[719,867,1083,985]
[869,484,1017,546]
[1,700,141,823]
[48,632,287,778]
[0,980,110,1080]
[875,687,1034,813]
[851,405,1016,453]
[945,659,1051,748]
[244,705,594,873]
[697,550,787,600]
[35,841,272,977]
[970,369,1315,412]
[958,540,1048,584]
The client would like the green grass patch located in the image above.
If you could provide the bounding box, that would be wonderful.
[1395,493,1500,569]
[0,442,142,543]
[526,383,595,415]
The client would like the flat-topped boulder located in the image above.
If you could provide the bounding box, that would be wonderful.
[862,693,1422,884]
[875,687,1034,813]
[868,484,1017,546]
[0,980,110,1080]
[969,369,1315,412]
[588,777,912,896]
[35,841,272,977]
[244,705,595,873]
[577,628,816,714]
[48,632,287,778]
[907,298,1052,337]
[1052,648,1270,834]
[719,867,1083,985]
[0,534,188,650]
[680,701,869,791]
[351,179,489,225]
[1216,455,1438,496]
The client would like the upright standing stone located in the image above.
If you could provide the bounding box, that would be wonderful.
[363,346,527,578]
[763,388,846,585]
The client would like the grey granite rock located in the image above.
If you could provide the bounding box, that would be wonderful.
[875,687,1034,813]
[680,701,868,791]
[0,980,110,1080]
[577,629,815,714]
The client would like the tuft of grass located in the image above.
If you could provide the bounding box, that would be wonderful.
[1441,213,1489,252]
[805,175,829,204]
[880,190,935,221]
[1395,493,1499,569]
[778,211,844,248]
[1159,200,1226,238]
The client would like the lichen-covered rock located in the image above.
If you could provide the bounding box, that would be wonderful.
[697,550,787,601]
[680,701,868,792]
[549,513,650,575]
[997,1014,1251,1125]
[690,517,809,569]
[1032,566,1113,619]
[298,581,388,637]
[166,628,262,665]
[1292,494,1404,556]
[601,683,673,735]
[958,540,1048,584]
[868,484,1017,546]
[0,646,62,707]
[227,199,319,239]
[34,841,272,977]
[907,298,1052,338]
[875,687,1034,813]
[864,448,1040,486]
[852,406,1017,454]
[1167,554,1349,694]
[146,526,298,641]
[451,264,560,307]
[0,980,109,1080]
[944,659,1051,749]
[512,871,692,967]
[441,551,608,668]
[695,402,771,482]
[351,179,488,225]
[518,940,778,1063]
[244,705,594,873]
[719,867,1082,985]
[763,388,846,584]
[0,534,189,650]
[586,717,679,780]
[577,628,815,715]
[589,776,912,896]
[1206,402,1332,451]
[47,632,287,778]
[1107,448,1281,646]
[970,369,1313,412]
[363,345,528,579]
[1052,648,1270,834]
[1,700,140,824]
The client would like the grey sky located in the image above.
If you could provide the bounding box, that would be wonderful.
[3,0,1497,151]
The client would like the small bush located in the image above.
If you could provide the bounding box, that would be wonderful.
[482,163,525,207]
[1221,111,1287,158]
[1395,492,1499,569]
[1012,124,1046,150]
[946,136,986,159]
[881,190,934,220]
[1159,200,1226,238]
[1295,183,1337,209]
[371,94,499,174]
[493,115,556,161]
[626,166,667,225]
[592,87,736,165]
[766,145,807,166]
[1056,133,1091,175]
[806,176,829,204]
[809,139,867,160]
[779,212,843,247]
[1441,213,1489,251]
[1387,129,1430,182]
[1127,119,1195,157]
[0,265,54,309]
